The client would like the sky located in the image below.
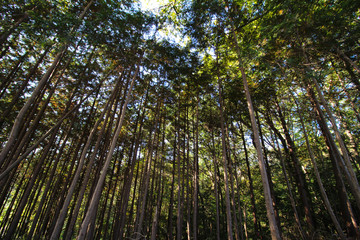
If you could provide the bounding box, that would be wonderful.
[139,0,188,46]
[140,0,166,13]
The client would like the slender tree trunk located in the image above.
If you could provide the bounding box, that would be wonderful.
[307,86,360,238]
[0,12,29,47]
[126,151,143,239]
[80,72,127,239]
[217,76,234,240]
[63,96,115,240]
[41,133,83,238]
[256,110,282,233]
[150,116,166,240]
[0,47,50,129]
[185,105,192,240]
[229,158,241,240]
[294,97,346,239]
[26,123,73,239]
[4,124,60,239]
[77,65,139,240]
[0,86,97,181]
[238,121,261,238]
[303,50,360,210]
[4,35,83,172]
[271,132,307,240]
[0,51,28,99]
[275,100,315,233]
[211,130,221,240]
[334,67,360,123]
[116,90,148,240]
[0,165,30,236]
[176,106,183,240]
[0,48,65,166]
[227,13,281,238]
[167,126,177,240]
[225,122,243,240]
[49,73,122,240]
[228,123,247,240]
[336,47,360,75]
[193,97,199,240]
[0,0,94,166]
[312,81,360,205]
[240,65,281,240]
[135,100,161,239]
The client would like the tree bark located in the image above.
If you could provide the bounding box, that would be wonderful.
[135,100,161,239]
[193,97,199,240]
[218,76,234,240]
[211,130,221,240]
[294,97,346,240]
[228,14,281,239]
[76,65,139,240]
[238,121,261,238]
[307,86,360,238]
[150,115,166,240]
[49,73,122,240]
[275,100,315,233]
[0,0,94,166]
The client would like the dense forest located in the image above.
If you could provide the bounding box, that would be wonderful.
[0,0,359,239]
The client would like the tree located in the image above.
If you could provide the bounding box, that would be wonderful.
[1,0,359,239]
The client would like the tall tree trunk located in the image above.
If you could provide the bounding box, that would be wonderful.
[225,122,244,240]
[336,47,360,75]
[307,86,360,238]
[228,123,248,240]
[238,121,261,238]
[0,48,65,166]
[193,97,199,240]
[4,124,60,239]
[135,100,161,239]
[0,46,50,129]
[0,0,94,166]
[167,123,177,240]
[274,100,315,233]
[26,122,73,239]
[294,97,346,240]
[271,133,307,240]
[76,65,139,240]
[228,13,281,239]
[185,105,192,240]
[313,84,360,196]
[211,130,221,240]
[49,73,122,240]
[126,150,143,239]
[334,67,360,123]
[303,49,360,210]
[111,83,148,240]
[240,64,281,239]
[217,76,234,240]
[176,103,183,240]
[0,52,27,99]
[0,85,97,181]
[63,96,115,240]
[256,110,281,233]
[150,114,166,240]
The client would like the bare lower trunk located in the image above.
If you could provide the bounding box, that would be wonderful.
[217,76,234,240]
[77,65,139,240]
[294,98,345,240]
[193,98,199,240]
[307,86,360,238]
